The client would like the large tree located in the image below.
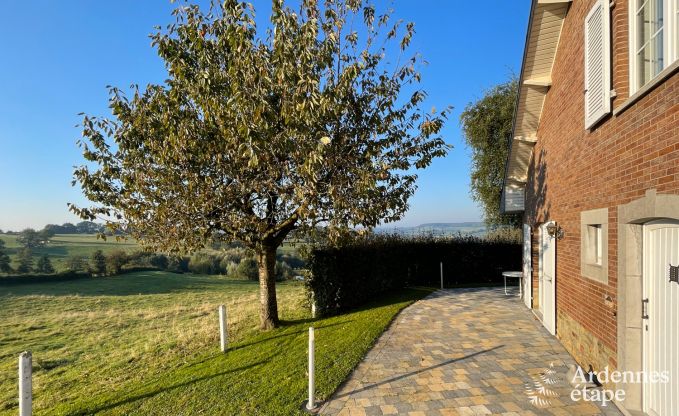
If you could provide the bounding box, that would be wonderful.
[460,77,521,228]
[71,0,449,329]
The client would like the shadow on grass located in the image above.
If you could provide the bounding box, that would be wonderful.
[322,286,437,316]
[226,320,353,353]
[332,345,504,399]
[70,358,271,415]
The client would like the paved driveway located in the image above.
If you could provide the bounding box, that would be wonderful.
[320,288,622,416]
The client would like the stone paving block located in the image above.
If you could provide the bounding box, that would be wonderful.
[319,289,623,416]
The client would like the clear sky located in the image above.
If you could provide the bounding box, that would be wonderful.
[0,1,529,231]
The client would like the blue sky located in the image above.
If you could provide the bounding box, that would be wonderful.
[0,1,529,231]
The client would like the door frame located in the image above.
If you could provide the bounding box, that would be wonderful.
[523,224,533,309]
[642,219,679,415]
[617,190,679,414]
[539,221,557,335]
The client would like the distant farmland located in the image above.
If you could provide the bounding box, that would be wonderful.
[0,234,138,272]
[377,222,487,237]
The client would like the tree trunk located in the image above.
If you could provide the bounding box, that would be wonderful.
[257,245,279,329]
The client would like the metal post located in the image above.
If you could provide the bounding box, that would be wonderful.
[218,305,227,352]
[19,351,31,416]
[440,262,443,289]
[306,327,316,410]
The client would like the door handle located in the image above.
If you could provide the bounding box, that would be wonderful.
[642,298,649,320]
[670,264,679,284]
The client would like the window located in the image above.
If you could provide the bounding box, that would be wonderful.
[581,208,608,283]
[630,0,679,93]
[635,0,664,87]
[587,224,603,265]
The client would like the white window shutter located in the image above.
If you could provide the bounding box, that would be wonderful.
[584,0,611,129]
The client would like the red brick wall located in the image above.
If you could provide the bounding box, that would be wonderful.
[523,0,679,364]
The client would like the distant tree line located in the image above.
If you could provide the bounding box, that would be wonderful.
[1,221,122,236]
[0,239,303,281]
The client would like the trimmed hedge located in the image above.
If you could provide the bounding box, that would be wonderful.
[307,234,521,316]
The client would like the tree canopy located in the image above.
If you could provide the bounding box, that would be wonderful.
[460,77,521,228]
[16,228,54,249]
[71,0,450,328]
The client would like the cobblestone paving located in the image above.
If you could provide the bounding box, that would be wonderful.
[320,288,623,416]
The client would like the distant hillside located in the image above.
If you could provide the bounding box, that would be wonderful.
[377,222,486,237]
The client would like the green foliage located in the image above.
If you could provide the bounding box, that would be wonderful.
[275,260,293,281]
[166,255,190,273]
[16,228,55,249]
[90,250,107,276]
[0,233,137,274]
[16,228,40,249]
[16,248,34,274]
[237,258,259,281]
[35,255,55,274]
[148,253,169,270]
[66,255,85,272]
[0,239,11,273]
[44,221,107,235]
[188,252,223,275]
[460,76,522,228]
[70,0,450,327]
[105,250,129,275]
[307,233,521,315]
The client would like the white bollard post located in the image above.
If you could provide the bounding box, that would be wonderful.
[19,351,31,416]
[310,291,317,319]
[218,305,227,352]
[440,262,444,289]
[306,327,316,411]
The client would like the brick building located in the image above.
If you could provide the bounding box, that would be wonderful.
[501,0,679,415]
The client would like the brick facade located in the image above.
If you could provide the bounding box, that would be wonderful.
[523,0,679,373]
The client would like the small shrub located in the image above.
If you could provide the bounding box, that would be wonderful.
[89,250,107,276]
[16,248,34,274]
[275,261,293,281]
[149,254,169,270]
[277,253,305,269]
[66,255,85,272]
[35,255,55,274]
[222,247,247,264]
[237,258,259,281]
[225,261,239,277]
[167,256,189,273]
[106,250,128,275]
[188,252,222,275]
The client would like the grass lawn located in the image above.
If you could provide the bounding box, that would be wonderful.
[0,271,433,415]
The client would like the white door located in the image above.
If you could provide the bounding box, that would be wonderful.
[523,224,532,309]
[539,222,556,335]
[643,220,679,416]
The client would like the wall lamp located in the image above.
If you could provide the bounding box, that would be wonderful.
[546,223,565,240]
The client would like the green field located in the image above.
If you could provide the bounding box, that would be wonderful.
[0,233,305,275]
[0,271,432,414]
[0,234,138,272]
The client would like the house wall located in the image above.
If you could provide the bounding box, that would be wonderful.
[523,0,679,378]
